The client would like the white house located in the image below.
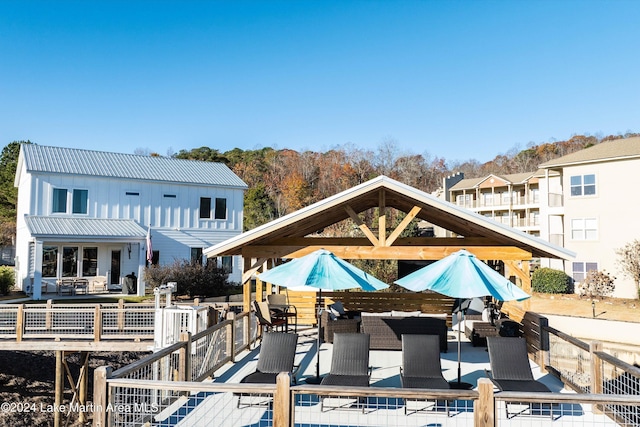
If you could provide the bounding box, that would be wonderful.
[14,144,247,300]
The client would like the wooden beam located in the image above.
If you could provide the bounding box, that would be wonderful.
[386,206,421,247]
[243,257,252,313]
[260,236,506,247]
[242,257,268,284]
[243,245,532,260]
[344,205,379,246]
[378,189,386,246]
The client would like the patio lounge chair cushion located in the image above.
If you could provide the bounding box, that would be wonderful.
[486,336,551,392]
[400,334,450,389]
[321,333,370,387]
[240,332,299,384]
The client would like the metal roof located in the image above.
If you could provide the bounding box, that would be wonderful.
[18,144,248,188]
[539,137,640,169]
[449,172,537,191]
[25,216,148,239]
[205,175,575,260]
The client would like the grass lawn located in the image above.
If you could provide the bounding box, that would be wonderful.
[529,292,640,322]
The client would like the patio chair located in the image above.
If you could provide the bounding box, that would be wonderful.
[320,333,371,412]
[486,337,553,419]
[238,332,299,407]
[267,293,297,332]
[400,334,450,415]
[253,300,288,335]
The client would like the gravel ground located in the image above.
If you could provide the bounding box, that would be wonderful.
[0,350,149,427]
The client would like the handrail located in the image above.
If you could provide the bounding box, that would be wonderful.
[110,341,184,379]
[595,350,640,377]
[545,324,590,351]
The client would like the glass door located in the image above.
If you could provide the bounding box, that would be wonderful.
[110,250,121,285]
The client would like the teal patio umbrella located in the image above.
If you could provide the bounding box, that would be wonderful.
[394,249,530,388]
[258,249,388,383]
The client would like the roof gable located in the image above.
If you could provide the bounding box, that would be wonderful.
[205,175,574,260]
[539,137,640,169]
[17,144,248,188]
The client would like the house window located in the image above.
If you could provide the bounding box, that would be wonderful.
[215,198,227,220]
[52,188,67,213]
[200,197,211,219]
[570,174,596,196]
[72,189,88,214]
[42,246,58,277]
[62,246,79,277]
[163,194,176,198]
[573,262,598,282]
[191,248,203,265]
[571,218,598,240]
[82,247,98,276]
[125,191,140,196]
[222,256,232,273]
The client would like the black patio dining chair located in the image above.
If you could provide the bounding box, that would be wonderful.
[320,333,371,412]
[400,334,451,415]
[267,293,297,332]
[253,300,288,335]
[238,332,299,408]
[486,336,553,419]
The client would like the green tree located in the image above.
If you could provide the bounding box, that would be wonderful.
[0,141,28,245]
[243,184,276,231]
[173,146,229,164]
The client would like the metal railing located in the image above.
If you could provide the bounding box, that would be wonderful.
[94,373,639,427]
[0,300,156,342]
[93,311,258,427]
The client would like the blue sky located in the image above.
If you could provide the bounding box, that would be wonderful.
[1,1,639,163]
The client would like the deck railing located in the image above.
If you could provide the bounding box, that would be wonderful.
[0,300,156,342]
[91,309,640,427]
[94,373,640,427]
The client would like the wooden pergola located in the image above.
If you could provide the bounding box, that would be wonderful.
[205,176,574,319]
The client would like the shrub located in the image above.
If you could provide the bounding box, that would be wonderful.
[0,266,14,295]
[531,267,570,294]
[577,270,615,299]
[144,259,230,298]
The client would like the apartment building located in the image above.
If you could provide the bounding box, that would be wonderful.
[447,171,543,237]
[445,137,640,299]
[539,137,640,299]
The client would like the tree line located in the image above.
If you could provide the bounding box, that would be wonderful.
[1,132,637,247]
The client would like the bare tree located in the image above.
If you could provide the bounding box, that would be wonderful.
[375,137,400,176]
[616,240,640,299]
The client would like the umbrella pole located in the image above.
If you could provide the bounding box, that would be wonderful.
[457,310,462,383]
[306,290,323,384]
[449,309,473,389]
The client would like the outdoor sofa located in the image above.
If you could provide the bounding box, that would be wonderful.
[360,311,448,352]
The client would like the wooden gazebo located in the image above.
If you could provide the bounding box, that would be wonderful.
[205,175,574,321]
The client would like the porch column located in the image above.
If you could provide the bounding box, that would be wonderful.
[136,243,146,296]
[32,239,44,300]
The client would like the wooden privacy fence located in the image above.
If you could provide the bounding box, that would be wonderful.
[276,290,456,326]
